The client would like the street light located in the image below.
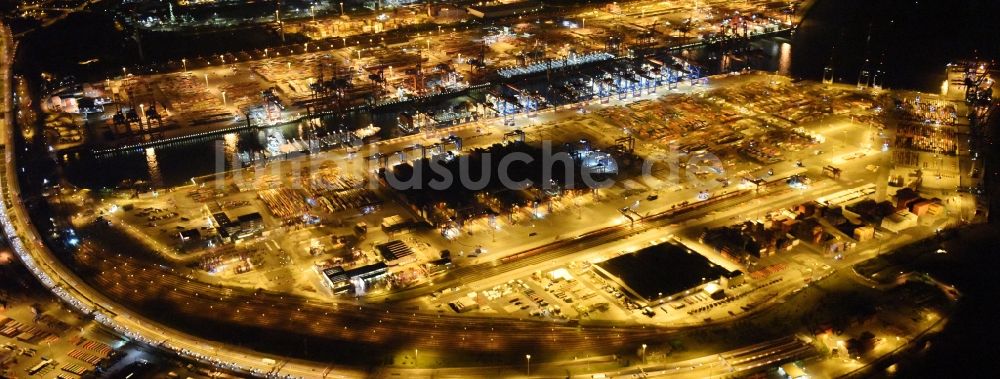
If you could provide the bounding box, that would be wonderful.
[221,91,227,106]
[182,58,187,72]
[340,2,344,16]
[641,343,647,364]
[525,354,531,376]
[414,349,418,367]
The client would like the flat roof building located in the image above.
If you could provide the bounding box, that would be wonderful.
[321,266,354,294]
[214,212,265,242]
[778,362,809,379]
[423,257,453,276]
[593,241,731,304]
[376,240,416,265]
[322,262,390,295]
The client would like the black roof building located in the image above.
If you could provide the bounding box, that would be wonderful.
[594,242,730,304]
[376,240,416,264]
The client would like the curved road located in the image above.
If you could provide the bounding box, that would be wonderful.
[0,19,816,378]
[0,22,362,379]
[0,22,701,378]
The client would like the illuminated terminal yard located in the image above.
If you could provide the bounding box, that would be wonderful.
[0,0,998,378]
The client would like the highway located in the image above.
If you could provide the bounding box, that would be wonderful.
[0,21,817,378]
[12,0,102,37]
[54,153,849,369]
[375,335,816,378]
[0,21,367,379]
[591,336,815,379]
[0,11,870,377]
[371,183,783,303]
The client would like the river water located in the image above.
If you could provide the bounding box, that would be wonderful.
[14,2,1000,373]
[43,0,1000,189]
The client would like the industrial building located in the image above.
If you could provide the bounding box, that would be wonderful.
[593,242,734,305]
[322,262,390,295]
[376,240,417,265]
[213,211,265,242]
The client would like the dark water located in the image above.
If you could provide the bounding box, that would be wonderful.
[55,36,795,190]
[60,110,398,187]
[40,0,1000,190]
[15,11,141,81]
[14,1,1000,374]
[791,0,1000,92]
[790,3,1000,377]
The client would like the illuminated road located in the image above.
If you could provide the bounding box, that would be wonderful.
[0,21,772,378]
[595,336,815,379]
[0,21,363,379]
[1,52,814,378]
[371,184,784,303]
[12,0,102,37]
[0,6,849,376]
[376,335,816,378]
[77,240,662,354]
[55,159,843,369]
[0,62,859,379]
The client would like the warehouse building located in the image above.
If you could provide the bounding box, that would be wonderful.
[322,262,390,295]
[593,241,734,305]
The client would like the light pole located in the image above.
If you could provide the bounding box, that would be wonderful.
[414,349,418,367]
[204,73,209,86]
[182,58,187,72]
[264,48,268,58]
[340,2,344,16]
[525,354,531,376]
[641,343,647,364]
[121,67,126,78]
[221,91,227,106]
